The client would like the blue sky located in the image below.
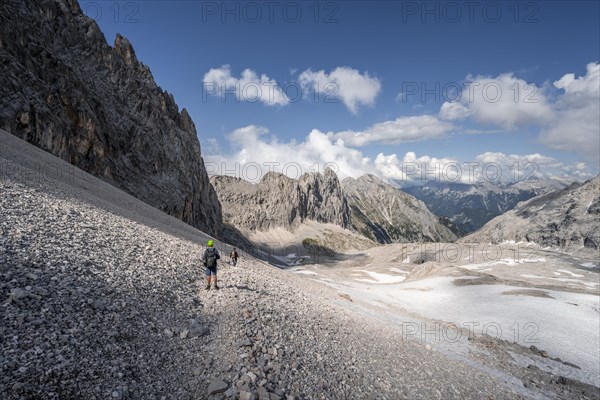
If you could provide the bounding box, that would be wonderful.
[80,0,599,184]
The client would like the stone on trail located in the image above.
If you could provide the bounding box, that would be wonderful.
[9,288,29,301]
[239,390,255,400]
[207,378,228,395]
[237,338,253,347]
[257,386,270,400]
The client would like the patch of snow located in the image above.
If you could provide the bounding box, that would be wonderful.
[581,262,598,269]
[523,241,538,247]
[354,270,407,284]
[519,258,546,263]
[389,267,409,274]
[462,262,494,270]
[520,274,546,279]
[294,270,317,276]
[585,199,593,214]
[551,277,584,283]
[371,276,600,382]
[556,269,584,278]
[463,258,546,270]
[537,201,550,211]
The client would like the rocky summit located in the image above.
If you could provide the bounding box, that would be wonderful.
[463,175,600,258]
[342,174,458,243]
[0,0,222,236]
[211,169,350,232]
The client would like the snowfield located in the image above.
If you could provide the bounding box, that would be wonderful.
[297,243,600,388]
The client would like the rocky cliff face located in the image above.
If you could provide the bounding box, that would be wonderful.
[211,169,350,231]
[0,0,222,235]
[463,176,600,258]
[342,175,457,243]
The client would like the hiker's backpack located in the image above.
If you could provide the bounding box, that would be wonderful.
[205,248,218,268]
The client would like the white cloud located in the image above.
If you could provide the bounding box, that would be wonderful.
[298,67,381,114]
[332,115,454,146]
[538,62,600,159]
[475,152,596,183]
[374,152,460,182]
[439,73,553,129]
[439,101,470,120]
[202,65,382,113]
[374,150,592,185]
[554,62,600,97]
[202,65,289,106]
[435,63,599,161]
[205,125,592,185]
[203,63,599,181]
[205,125,372,181]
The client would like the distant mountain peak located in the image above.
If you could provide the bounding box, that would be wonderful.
[342,175,457,243]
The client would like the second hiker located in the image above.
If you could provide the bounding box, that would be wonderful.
[230,247,239,266]
[203,240,220,290]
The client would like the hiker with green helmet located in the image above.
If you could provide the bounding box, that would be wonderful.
[203,240,221,290]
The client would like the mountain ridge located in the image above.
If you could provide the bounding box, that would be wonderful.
[212,170,457,249]
[462,175,600,258]
[402,179,569,234]
[210,168,350,232]
[342,174,458,243]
